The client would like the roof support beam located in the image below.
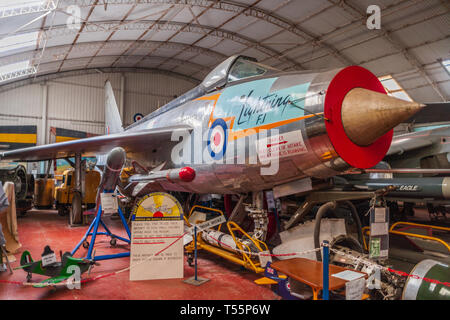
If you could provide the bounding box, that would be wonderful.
[56,0,99,72]
[157,0,265,72]
[0,40,226,67]
[83,1,139,69]
[39,20,305,69]
[135,1,217,68]
[331,0,447,101]
[0,67,200,92]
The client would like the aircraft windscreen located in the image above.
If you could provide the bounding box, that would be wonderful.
[228,58,275,82]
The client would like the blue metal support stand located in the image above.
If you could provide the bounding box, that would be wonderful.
[322,240,329,300]
[194,226,198,281]
[183,225,209,286]
[71,200,131,261]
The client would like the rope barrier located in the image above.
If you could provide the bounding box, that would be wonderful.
[1,232,447,289]
[0,231,188,288]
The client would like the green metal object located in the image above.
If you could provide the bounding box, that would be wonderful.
[402,259,450,300]
[18,248,92,288]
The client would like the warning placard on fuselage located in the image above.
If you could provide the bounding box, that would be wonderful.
[257,130,307,162]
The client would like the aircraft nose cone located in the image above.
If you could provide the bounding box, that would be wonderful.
[341,87,425,146]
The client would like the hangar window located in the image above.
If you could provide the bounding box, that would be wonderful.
[0,31,39,54]
[379,75,413,102]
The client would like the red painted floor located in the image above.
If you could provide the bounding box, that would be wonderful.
[0,209,279,300]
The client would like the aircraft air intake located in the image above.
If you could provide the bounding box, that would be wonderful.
[341,88,425,147]
[323,66,424,170]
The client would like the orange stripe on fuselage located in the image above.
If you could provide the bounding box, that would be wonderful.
[195,93,323,140]
[229,113,322,140]
[195,93,221,127]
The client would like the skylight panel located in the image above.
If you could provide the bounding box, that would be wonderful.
[442,59,450,76]
[0,31,39,54]
[379,75,412,102]
[0,0,55,18]
[0,60,30,75]
[0,0,47,10]
[0,60,36,82]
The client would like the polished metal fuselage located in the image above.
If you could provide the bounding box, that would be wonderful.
[125,68,351,195]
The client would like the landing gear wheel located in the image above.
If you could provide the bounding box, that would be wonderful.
[82,241,90,249]
[110,238,117,247]
[187,253,194,267]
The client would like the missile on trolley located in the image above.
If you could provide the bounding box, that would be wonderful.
[98,147,127,193]
[346,177,450,200]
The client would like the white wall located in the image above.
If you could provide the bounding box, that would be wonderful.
[0,71,197,143]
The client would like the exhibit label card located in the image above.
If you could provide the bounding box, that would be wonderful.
[100,193,118,213]
[129,192,184,281]
[130,220,184,281]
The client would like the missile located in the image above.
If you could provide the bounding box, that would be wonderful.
[123,166,196,197]
[99,147,126,192]
[128,166,196,184]
[347,177,450,200]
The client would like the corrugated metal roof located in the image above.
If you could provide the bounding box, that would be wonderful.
[0,0,448,102]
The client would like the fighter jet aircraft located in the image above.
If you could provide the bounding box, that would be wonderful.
[0,55,426,222]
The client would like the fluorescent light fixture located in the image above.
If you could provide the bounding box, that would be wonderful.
[0,60,30,75]
[0,31,39,54]
[379,75,413,102]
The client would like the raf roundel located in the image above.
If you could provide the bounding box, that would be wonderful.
[207,118,228,160]
[133,113,144,122]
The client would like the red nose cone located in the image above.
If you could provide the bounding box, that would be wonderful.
[179,166,196,182]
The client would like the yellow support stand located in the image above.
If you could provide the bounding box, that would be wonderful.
[184,206,269,274]
[362,222,450,252]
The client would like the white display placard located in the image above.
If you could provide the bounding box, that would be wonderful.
[188,215,226,234]
[332,270,365,282]
[188,211,207,225]
[345,277,366,300]
[371,222,389,236]
[258,251,272,268]
[101,193,118,213]
[374,207,387,223]
[41,253,57,267]
[257,129,307,162]
[130,220,184,281]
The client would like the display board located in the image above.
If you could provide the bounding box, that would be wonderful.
[49,127,98,180]
[0,125,37,151]
[369,207,389,260]
[129,192,184,281]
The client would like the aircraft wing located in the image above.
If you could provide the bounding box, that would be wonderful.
[0,125,191,162]
[386,132,434,156]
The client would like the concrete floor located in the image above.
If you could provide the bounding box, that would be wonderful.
[0,210,279,300]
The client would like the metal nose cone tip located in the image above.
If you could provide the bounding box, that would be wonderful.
[341,88,425,146]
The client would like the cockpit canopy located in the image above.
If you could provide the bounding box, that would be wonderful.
[201,55,279,90]
[126,56,279,130]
